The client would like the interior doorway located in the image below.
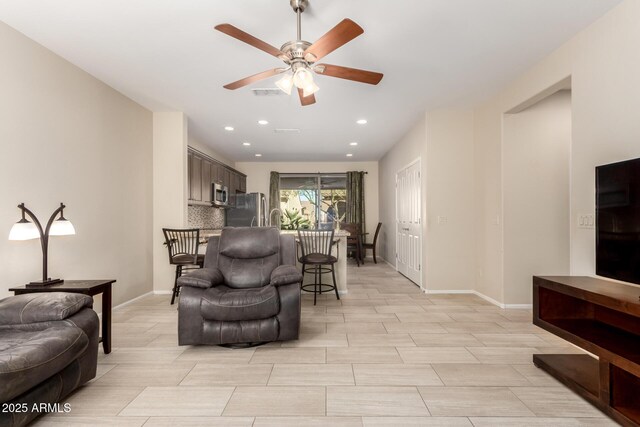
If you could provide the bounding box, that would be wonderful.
[503,90,572,304]
[396,159,422,286]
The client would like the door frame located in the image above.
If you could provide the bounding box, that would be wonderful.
[395,157,423,289]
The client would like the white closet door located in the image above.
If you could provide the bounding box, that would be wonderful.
[396,160,422,285]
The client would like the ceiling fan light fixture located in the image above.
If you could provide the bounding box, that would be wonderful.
[302,82,320,98]
[293,67,314,89]
[275,74,294,95]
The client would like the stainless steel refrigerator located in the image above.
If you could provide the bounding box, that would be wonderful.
[225,192,268,227]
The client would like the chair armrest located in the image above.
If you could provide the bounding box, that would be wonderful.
[270,265,303,286]
[177,268,224,289]
[0,292,93,326]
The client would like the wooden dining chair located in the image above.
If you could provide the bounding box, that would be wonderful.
[362,222,382,264]
[340,222,363,267]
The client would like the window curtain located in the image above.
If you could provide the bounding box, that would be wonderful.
[346,171,366,234]
[269,171,280,214]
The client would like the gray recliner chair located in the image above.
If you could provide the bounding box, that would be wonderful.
[177,227,303,346]
[0,292,99,427]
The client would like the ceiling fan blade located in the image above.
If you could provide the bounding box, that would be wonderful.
[298,88,316,106]
[223,69,284,90]
[315,64,383,85]
[304,19,364,63]
[215,24,288,60]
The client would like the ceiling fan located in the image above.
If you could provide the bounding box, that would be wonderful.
[215,0,383,106]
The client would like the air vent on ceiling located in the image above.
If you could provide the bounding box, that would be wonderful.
[274,128,301,134]
[251,88,285,96]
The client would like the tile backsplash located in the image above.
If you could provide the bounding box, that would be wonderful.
[188,205,225,229]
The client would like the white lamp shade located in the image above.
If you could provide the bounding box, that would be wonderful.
[302,82,320,98]
[8,220,40,240]
[293,67,314,89]
[49,219,76,236]
[275,74,293,95]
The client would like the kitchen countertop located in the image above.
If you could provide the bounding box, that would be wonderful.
[198,227,350,243]
[195,227,350,294]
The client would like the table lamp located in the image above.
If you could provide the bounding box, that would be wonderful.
[8,202,75,286]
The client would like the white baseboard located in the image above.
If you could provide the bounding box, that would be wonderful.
[338,289,348,295]
[473,290,532,309]
[378,256,396,270]
[423,288,532,309]
[112,291,155,311]
[502,303,533,309]
[424,289,474,295]
[153,290,173,295]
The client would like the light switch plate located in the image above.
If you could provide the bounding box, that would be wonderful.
[577,213,595,229]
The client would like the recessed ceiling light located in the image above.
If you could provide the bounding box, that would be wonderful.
[349,142,358,146]
[257,120,269,125]
[255,153,262,157]
[346,153,353,157]
[242,142,251,146]
[224,126,234,131]
[356,119,367,125]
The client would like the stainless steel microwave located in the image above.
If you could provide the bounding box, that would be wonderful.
[212,182,229,207]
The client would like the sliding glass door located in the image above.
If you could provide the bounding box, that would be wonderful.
[279,174,346,229]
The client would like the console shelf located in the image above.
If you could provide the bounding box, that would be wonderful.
[533,276,640,427]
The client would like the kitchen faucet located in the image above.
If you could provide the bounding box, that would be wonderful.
[268,208,282,228]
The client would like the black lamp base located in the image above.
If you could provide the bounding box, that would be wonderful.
[26,278,64,288]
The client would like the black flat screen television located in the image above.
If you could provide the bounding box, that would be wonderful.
[596,157,640,285]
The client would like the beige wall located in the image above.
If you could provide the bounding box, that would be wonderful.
[0,22,153,305]
[425,110,476,292]
[378,116,426,276]
[378,110,475,292]
[153,112,188,293]
[475,0,640,303]
[503,91,572,304]
[235,162,379,236]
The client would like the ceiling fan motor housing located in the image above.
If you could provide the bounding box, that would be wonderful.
[280,40,312,64]
[290,0,308,13]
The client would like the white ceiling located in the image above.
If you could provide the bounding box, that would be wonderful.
[0,0,620,162]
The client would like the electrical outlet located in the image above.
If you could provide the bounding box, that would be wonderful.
[437,215,448,225]
[577,213,595,229]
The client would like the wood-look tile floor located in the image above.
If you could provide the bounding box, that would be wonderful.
[35,260,616,426]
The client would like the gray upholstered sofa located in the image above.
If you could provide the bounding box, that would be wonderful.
[177,227,303,345]
[0,292,99,427]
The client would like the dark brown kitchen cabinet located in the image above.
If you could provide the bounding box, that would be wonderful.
[187,147,246,206]
[211,162,220,184]
[230,172,239,195]
[201,159,212,203]
[229,172,246,195]
[187,151,193,199]
[189,152,202,202]
[221,168,231,189]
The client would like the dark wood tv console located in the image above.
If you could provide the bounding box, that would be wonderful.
[533,276,640,426]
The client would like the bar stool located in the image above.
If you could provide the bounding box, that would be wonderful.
[297,229,340,305]
[162,228,204,305]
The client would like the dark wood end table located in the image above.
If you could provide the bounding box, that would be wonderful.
[9,279,116,354]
